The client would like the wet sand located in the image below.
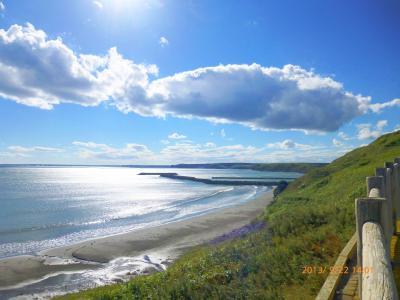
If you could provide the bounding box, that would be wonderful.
[0,191,273,291]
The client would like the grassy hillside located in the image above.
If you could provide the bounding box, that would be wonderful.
[251,162,326,173]
[57,131,400,300]
[171,162,326,173]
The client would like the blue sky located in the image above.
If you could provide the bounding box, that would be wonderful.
[0,0,399,164]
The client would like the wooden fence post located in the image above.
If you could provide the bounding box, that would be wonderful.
[376,168,395,237]
[386,162,395,168]
[372,172,394,243]
[394,163,400,230]
[341,160,400,299]
[363,176,390,245]
[395,160,400,210]
[375,168,387,197]
[387,163,400,228]
[366,176,384,197]
[356,176,390,297]
[387,168,394,220]
[362,222,398,300]
[356,194,388,296]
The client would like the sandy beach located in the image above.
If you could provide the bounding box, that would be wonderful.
[0,190,273,294]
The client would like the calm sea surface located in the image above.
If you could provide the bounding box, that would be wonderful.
[0,166,300,259]
[0,166,302,298]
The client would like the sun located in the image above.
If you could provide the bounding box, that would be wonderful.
[92,0,160,27]
[100,0,150,14]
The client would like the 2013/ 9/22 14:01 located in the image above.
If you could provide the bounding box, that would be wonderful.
[302,265,373,275]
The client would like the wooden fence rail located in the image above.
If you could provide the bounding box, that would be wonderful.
[317,158,400,299]
[361,221,396,299]
[355,160,399,299]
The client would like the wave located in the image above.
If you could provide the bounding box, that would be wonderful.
[168,186,235,207]
[0,187,239,236]
[0,185,269,259]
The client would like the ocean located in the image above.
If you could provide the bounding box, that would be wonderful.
[0,166,300,259]
[0,166,300,299]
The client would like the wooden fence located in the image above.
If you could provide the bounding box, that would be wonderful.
[317,158,400,300]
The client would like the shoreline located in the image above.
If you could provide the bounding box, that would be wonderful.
[0,190,273,297]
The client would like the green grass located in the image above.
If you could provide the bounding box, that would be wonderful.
[170,163,327,173]
[57,131,400,300]
[251,162,327,173]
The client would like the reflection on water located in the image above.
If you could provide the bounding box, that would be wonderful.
[0,166,286,258]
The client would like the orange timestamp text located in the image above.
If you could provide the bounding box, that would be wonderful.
[302,265,372,275]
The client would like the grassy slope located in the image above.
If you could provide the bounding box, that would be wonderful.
[251,163,327,173]
[57,131,400,300]
[171,163,327,173]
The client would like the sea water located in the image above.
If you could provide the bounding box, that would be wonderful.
[0,166,300,258]
[0,166,300,299]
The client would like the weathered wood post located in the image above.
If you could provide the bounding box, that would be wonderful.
[395,161,400,200]
[386,163,398,221]
[366,176,384,197]
[387,168,394,222]
[362,176,390,245]
[362,222,398,300]
[376,167,394,238]
[356,176,390,297]
[374,170,394,244]
[393,162,400,233]
[376,168,388,197]
[395,159,400,200]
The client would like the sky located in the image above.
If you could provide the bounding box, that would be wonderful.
[0,0,399,164]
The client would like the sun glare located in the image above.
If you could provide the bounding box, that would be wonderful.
[93,0,160,27]
[101,0,150,15]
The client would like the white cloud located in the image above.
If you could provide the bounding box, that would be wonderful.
[72,141,265,163]
[332,138,343,147]
[357,125,378,140]
[143,64,370,132]
[160,142,264,163]
[73,141,153,161]
[168,132,186,139]
[159,140,352,163]
[2,145,64,158]
[370,98,400,113]
[338,131,351,140]
[0,1,5,12]
[267,139,314,150]
[71,141,257,163]
[8,145,63,153]
[160,139,170,145]
[205,142,216,147]
[0,152,17,157]
[220,129,226,138]
[267,139,295,149]
[0,23,158,110]
[376,120,388,131]
[247,20,258,27]
[0,23,372,132]
[2,138,359,164]
[93,1,103,9]
[357,120,388,140]
[159,36,169,47]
